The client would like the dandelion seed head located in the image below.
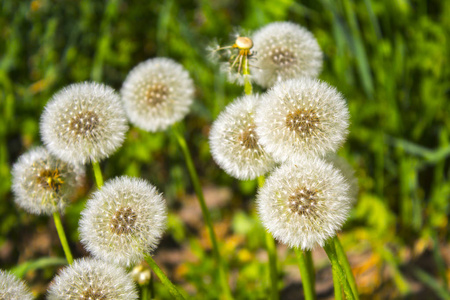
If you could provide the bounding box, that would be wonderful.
[121,58,194,132]
[257,158,351,250]
[79,176,167,267]
[11,147,84,215]
[209,94,275,180]
[251,22,323,88]
[0,270,33,300]
[255,77,349,162]
[40,82,128,165]
[47,258,138,300]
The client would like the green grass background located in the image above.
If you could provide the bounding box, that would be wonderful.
[1,0,449,299]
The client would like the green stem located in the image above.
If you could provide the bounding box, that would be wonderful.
[265,231,279,300]
[243,56,252,95]
[294,248,316,300]
[304,250,316,296]
[144,254,185,300]
[172,124,232,299]
[52,212,73,265]
[150,271,155,299]
[331,260,343,300]
[141,284,149,300]
[92,160,104,188]
[334,236,359,299]
[323,240,355,300]
[257,175,265,187]
[258,176,278,299]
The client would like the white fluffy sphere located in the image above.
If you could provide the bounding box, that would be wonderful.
[79,176,167,267]
[255,77,349,162]
[47,258,138,300]
[209,94,275,180]
[121,57,194,132]
[0,270,33,300]
[257,158,352,250]
[251,21,323,88]
[40,82,128,165]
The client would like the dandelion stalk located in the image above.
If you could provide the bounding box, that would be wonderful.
[243,55,252,95]
[294,248,315,300]
[173,124,232,299]
[304,250,315,288]
[323,240,355,300]
[52,211,73,265]
[144,254,185,300]
[331,260,343,300]
[258,176,279,299]
[265,231,279,300]
[334,236,359,299]
[140,282,150,300]
[92,160,104,188]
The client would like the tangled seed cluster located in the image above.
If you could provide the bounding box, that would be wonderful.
[209,94,275,180]
[121,57,195,132]
[79,176,167,267]
[255,77,349,162]
[251,21,323,88]
[0,270,33,300]
[11,147,84,215]
[47,258,138,300]
[40,82,128,165]
[257,158,351,250]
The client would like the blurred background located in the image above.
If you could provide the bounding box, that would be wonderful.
[0,0,449,299]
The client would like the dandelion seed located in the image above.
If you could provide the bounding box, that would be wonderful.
[255,77,349,162]
[40,82,128,165]
[79,176,167,267]
[251,21,323,88]
[11,147,84,215]
[47,258,138,300]
[257,158,351,250]
[0,270,33,300]
[121,58,194,132]
[209,94,275,180]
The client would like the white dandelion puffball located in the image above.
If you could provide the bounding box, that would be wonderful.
[11,147,84,215]
[0,270,33,300]
[257,158,352,250]
[40,82,128,165]
[255,77,349,162]
[79,176,167,267]
[47,258,138,300]
[209,94,275,180]
[121,57,195,132]
[251,21,323,88]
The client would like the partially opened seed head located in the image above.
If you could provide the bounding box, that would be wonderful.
[12,147,84,215]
